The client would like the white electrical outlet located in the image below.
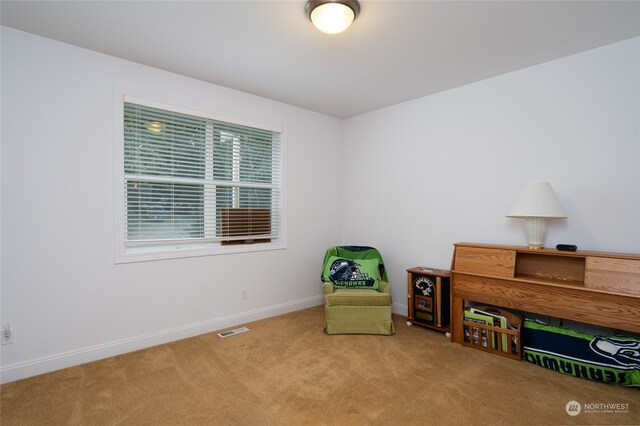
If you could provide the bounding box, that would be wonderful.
[241,288,248,300]
[2,324,14,345]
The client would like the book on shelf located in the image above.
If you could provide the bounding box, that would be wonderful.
[469,307,508,353]
[463,310,494,349]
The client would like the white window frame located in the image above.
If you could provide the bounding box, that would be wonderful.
[114,92,286,263]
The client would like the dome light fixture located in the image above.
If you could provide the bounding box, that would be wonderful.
[305,0,360,34]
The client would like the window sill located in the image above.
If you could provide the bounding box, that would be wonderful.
[114,240,286,264]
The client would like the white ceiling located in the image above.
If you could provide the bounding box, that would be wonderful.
[2,1,639,118]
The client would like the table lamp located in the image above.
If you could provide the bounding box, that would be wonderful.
[506,181,567,249]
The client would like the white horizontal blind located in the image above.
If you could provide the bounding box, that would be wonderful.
[123,102,281,247]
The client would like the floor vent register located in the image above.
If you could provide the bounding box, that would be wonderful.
[217,327,250,338]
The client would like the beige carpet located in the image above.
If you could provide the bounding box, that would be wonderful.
[1,306,638,425]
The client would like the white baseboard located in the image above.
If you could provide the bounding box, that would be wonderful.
[392,302,408,316]
[0,295,324,384]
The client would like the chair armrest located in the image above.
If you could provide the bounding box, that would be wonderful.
[322,282,334,295]
[378,280,392,294]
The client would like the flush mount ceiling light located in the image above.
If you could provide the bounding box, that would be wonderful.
[305,0,360,34]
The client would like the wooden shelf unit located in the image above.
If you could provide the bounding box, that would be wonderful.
[449,243,640,348]
[406,267,450,333]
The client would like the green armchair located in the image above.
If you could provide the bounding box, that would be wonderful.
[321,246,395,335]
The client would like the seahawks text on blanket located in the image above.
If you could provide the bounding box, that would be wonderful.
[522,319,640,386]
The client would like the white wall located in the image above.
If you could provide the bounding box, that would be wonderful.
[2,27,639,383]
[1,27,342,382]
[340,37,640,312]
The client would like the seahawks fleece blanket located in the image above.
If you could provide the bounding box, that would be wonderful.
[523,319,640,386]
[321,246,388,288]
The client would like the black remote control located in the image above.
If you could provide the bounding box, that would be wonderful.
[556,244,577,251]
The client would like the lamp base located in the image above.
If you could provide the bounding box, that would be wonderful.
[524,217,548,249]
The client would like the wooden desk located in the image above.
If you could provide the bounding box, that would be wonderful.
[449,243,640,346]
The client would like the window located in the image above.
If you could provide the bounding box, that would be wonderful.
[117,97,283,261]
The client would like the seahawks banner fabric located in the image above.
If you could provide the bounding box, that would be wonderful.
[523,319,640,386]
[321,246,387,289]
[322,256,379,289]
[322,246,387,281]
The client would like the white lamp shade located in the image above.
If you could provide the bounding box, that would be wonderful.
[506,181,567,218]
[309,2,356,34]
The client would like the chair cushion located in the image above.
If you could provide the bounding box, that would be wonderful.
[321,256,379,290]
[325,288,392,307]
